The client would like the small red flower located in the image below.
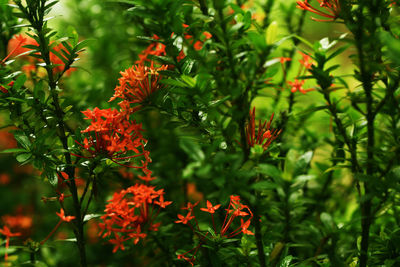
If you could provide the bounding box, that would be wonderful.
[0,226,21,261]
[287,79,314,94]
[176,195,254,266]
[240,219,254,235]
[200,200,221,214]
[56,208,76,222]
[175,212,195,224]
[136,35,166,65]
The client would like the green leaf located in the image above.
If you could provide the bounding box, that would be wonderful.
[257,164,281,180]
[83,214,102,222]
[46,171,58,186]
[50,47,69,65]
[75,39,94,51]
[160,78,188,87]
[180,75,196,88]
[12,74,27,91]
[6,97,26,102]
[33,80,44,99]
[0,148,27,154]
[293,151,313,177]
[179,138,204,162]
[265,21,278,45]
[13,132,31,150]
[16,153,32,163]
[251,181,278,190]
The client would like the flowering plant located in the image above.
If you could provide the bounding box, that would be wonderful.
[0,0,400,266]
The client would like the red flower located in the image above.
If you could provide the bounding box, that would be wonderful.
[76,107,151,171]
[99,184,170,252]
[109,234,127,253]
[240,219,254,235]
[56,208,76,222]
[136,34,166,65]
[0,226,21,261]
[288,79,313,94]
[299,51,313,69]
[245,107,281,151]
[200,200,221,214]
[181,201,199,211]
[109,63,168,111]
[175,212,195,224]
[176,196,254,266]
[296,0,340,22]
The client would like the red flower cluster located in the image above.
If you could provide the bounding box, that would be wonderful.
[175,196,253,266]
[135,35,166,65]
[76,107,152,172]
[246,107,281,151]
[99,184,172,253]
[182,24,212,52]
[296,0,340,22]
[287,51,314,94]
[109,62,168,112]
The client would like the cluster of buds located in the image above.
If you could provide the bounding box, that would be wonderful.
[175,195,253,266]
[296,0,340,22]
[98,184,172,253]
[246,107,281,152]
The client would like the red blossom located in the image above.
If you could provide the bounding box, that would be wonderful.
[109,63,168,111]
[175,212,195,224]
[176,196,254,265]
[99,184,170,252]
[200,200,221,214]
[136,34,166,65]
[76,107,151,172]
[288,79,313,94]
[0,226,21,261]
[56,208,76,222]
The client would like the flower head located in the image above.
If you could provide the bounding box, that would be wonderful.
[200,200,221,214]
[175,212,195,224]
[109,63,168,111]
[287,79,314,94]
[76,107,151,171]
[99,184,171,252]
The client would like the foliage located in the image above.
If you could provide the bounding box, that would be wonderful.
[0,0,400,266]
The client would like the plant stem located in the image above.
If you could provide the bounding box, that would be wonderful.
[253,206,266,267]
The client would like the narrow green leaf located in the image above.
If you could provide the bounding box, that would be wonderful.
[16,153,32,163]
